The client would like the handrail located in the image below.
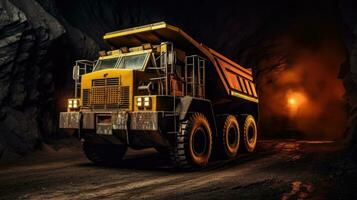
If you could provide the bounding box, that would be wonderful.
[73,60,95,98]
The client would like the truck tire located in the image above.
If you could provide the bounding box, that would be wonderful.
[83,142,127,165]
[218,115,240,159]
[240,115,257,153]
[170,113,213,169]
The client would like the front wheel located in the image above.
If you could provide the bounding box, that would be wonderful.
[170,113,213,169]
[83,142,127,166]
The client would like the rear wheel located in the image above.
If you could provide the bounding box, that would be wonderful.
[217,115,240,159]
[240,115,258,152]
[170,113,213,169]
[83,142,127,165]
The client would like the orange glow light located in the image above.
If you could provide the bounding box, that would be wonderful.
[288,98,296,105]
[286,91,307,110]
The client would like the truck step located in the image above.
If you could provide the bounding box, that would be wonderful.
[150,77,167,80]
[164,113,178,117]
[166,131,179,135]
[146,67,167,70]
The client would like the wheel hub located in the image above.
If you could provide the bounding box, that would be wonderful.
[248,126,255,144]
[192,127,207,156]
[227,125,238,147]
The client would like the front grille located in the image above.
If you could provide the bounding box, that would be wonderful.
[84,77,130,110]
[82,89,90,107]
[92,79,105,86]
[119,86,129,108]
[107,78,119,85]
[92,104,105,109]
[91,87,106,105]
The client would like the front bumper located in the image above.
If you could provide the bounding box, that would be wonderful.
[60,111,172,147]
[59,112,81,129]
[59,111,160,131]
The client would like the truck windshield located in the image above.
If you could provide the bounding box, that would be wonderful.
[94,53,148,71]
[95,58,117,71]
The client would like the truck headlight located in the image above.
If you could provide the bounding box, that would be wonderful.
[68,99,80,111]
[144,97,151,108]
[68,100,73,108]
[137,96,151,109]
[73,100,79,108]
[137,97,143,108]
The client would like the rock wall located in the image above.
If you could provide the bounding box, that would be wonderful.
[0,0,99,156]
[340,0,357,158]
[0,0,65,155]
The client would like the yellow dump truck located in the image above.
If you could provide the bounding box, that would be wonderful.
[60,22,259,169]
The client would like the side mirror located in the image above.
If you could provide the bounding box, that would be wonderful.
[72,65,80,80]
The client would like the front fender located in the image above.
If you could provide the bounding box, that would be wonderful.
[176,96,217,137]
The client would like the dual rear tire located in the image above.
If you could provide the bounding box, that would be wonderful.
[216,114,258,159]
[170,113,258,169]
[241,115,258,153]
[218,115,241,159]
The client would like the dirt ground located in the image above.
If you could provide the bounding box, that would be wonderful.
[0,139,356,200]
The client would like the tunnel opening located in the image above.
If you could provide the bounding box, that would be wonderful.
[254,5,348,141]
[257,25,348,140]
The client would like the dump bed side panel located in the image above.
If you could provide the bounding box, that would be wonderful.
[206,48,258,103]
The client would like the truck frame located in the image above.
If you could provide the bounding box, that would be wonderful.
[60,22,259,169]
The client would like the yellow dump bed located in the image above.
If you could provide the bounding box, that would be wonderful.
[104,22,258,103]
